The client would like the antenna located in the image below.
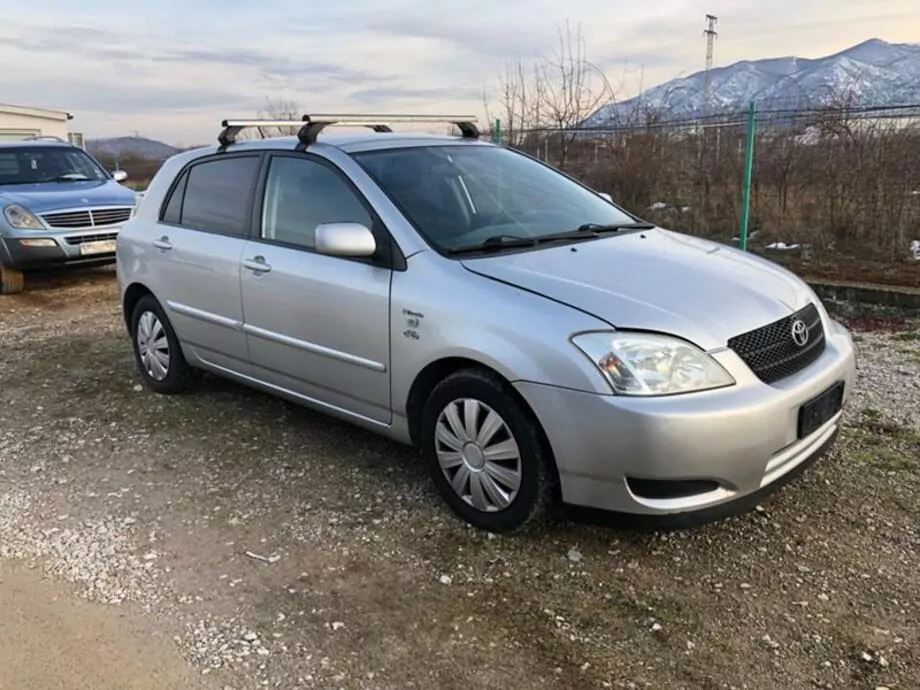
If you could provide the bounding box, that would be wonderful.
[703,14,718,116]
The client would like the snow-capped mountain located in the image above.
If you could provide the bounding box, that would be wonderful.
[584,38,920,127]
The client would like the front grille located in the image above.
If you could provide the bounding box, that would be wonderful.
[91,207,132,226]
[727,303,826,384]
[41,207,132,229]
[64,232,119,246]
[41,210,91,228]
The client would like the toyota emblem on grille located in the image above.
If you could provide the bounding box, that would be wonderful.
[791,319,810,347]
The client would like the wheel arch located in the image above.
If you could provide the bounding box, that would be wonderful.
[122,281,155,328]
[404,356,561,490]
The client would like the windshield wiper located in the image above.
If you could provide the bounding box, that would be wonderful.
[571,222,655,233]
[448,234,537,255]
[503,222,655,247]
[52,172,92,181]
[448,223,656,255]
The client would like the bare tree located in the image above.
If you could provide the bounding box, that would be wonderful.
[493,21,616,163]
[240,97,301,140]
[533,21,615,168]
[496,57,537,147]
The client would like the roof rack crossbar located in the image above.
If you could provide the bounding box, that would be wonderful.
[218,119,299,147]
[218,114,480,147]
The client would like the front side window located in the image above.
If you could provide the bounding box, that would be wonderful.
[178,155,260,236]
[260,155,372,251]
[0,146,109,184]
[352,145,636,253]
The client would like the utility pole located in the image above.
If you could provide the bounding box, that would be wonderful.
[700,14,719,229]
[703,14,718,117]
[637,64,644,118]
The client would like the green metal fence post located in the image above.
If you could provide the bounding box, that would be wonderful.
[739,100,756,252]
[493,118,502,145]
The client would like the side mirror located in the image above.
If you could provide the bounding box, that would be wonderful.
[598,192,613,203]
[112,169,128,182]
[315,222,377,258]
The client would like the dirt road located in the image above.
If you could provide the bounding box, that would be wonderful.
[0,268,917,689]
[0,561,212,690]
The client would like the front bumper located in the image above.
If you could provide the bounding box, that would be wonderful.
[0,229,121,269]
[515,319,857,524]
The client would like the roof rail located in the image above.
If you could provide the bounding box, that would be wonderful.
[217,113,480,147]
[24,134,70,143]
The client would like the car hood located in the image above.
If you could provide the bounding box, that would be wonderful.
[460,228,817,351]
[0,180,136,214]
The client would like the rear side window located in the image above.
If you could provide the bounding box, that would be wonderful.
[161,155,260,236]
[160,170,187,224]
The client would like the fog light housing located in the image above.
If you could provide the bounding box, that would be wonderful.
[19,238,57,248]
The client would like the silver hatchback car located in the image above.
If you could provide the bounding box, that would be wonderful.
[117,114,857,533]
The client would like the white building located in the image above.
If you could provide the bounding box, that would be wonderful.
[0,103,84,147]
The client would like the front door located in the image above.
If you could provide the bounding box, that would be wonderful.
[240,152,392,424]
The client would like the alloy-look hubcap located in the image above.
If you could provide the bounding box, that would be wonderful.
[434,398,522,512]
[136,311,170,382]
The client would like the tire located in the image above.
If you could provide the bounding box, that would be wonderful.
[420,368,558,533]
[129,294,198,394]
[0,263,24,295]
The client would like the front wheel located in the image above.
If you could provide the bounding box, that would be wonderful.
[130,294,198,394]
[0,263,24,295]
[420,368,558,533]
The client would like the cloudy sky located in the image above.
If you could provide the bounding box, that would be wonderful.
[1,0,918,145]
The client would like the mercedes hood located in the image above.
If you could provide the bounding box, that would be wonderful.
[460,228,818,352]
[0,179,136,214]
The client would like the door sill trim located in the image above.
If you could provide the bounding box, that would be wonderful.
[202,358,391,430]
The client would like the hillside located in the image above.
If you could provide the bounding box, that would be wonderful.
[585,38,920,126]
[87,136,178,160]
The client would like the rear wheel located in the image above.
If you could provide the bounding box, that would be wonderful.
[0,263,24,295]
[130,294,198,394]
[420,368,557,533]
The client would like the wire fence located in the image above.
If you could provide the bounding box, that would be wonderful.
[93,100,920,282]
[493,101,920,270]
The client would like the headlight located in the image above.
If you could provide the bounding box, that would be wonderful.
[571,331,735,396]
[3,204,44,230]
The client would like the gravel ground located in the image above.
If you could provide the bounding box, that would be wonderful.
[1,267,918,690]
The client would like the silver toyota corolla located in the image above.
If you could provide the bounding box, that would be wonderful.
[116,114,857,533]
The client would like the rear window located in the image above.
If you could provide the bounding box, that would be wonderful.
[162,155,260,237]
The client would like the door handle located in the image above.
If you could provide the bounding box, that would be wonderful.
[153,236,172,251]
[242,256,272,273]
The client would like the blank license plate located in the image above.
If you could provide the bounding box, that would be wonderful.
[797,381,845,439]
[79,239,117,255]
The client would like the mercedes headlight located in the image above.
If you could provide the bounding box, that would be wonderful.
[572,331,735,396]
[3,204,44,230]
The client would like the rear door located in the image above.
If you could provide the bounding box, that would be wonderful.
[240,152,393,424]
[151,152,261,374]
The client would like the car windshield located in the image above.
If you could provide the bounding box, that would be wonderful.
[0,146,109,185]
[352,145,638,253]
